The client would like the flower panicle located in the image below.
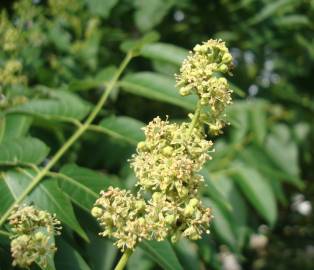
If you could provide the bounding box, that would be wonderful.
[92,39,232,252]
[8,205,61,269]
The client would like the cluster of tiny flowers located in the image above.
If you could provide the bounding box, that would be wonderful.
[0,59,27,89]
[92,118,213,251]
[132,117,212,195]
[175,39,233,134]
[9,205,61,269]
[92,39,233,252]
[92,187,147,251]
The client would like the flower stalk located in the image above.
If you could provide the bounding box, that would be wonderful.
[114,249,133,270]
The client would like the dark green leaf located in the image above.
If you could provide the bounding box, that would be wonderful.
[55,240,90,270]
[140,240,183,270]
[232,164,277,225]
[203,198,237,249]
[58,164,117,212]
[0,137,49,165]
[99,116,145,144]
[1,114,32,141]
[10,90,90,121]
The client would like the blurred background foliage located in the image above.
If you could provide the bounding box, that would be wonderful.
[0,0,313,269]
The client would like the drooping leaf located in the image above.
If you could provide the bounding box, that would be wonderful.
[140,240,183,270]
[232,163,277,226]
[2,169,88,241]
[120,72,196,110]
[99,116,145,145]
[0,137,49,165]
[58,164,118,212]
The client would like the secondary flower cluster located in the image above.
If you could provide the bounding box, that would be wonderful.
[92,39,233,252]
[9,205,61,269]
[176,39,233,135]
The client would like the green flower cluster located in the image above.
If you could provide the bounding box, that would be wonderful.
[92,39,233,252]
[92,187,147,251]
[9,205,61,269]
[176,39,233,135]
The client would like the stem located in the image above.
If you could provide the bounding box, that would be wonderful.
[114,249,133,270]
[0,52,134,227]
[188,100,202,136]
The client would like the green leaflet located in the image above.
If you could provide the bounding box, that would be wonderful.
[0,137,49,165]
[232,163,277,226]
[99,116,145,144]
[140,240,184,270]
[9,90,90,121]
[120,72,197,110]
[58,164,118,212]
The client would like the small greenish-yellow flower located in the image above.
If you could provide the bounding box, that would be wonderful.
[0,59,27,89]
[92,187,148,251]
[131,117,212,196]
[9,205,61,269]
[175,39,233,134]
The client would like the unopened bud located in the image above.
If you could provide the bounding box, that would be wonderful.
[91,207,103,218]
[162,146,174,156]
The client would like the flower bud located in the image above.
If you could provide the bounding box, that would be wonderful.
[152,192,163,202]
[222,53,232,64]
[179,87,191,96]
[218,64,228,73]
[184,205,195,216]
[189,198,199,207]
[165,215,175,224]
[162,146,174,156]
[91,207,103,218]
[135,200,146,211]
[137,141,147,151]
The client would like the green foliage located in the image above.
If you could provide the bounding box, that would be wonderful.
[0,0,313,269]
